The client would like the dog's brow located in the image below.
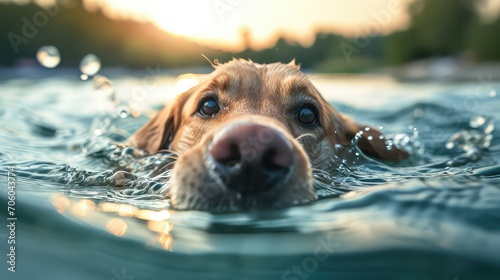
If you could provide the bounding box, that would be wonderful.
[282,75,312,96]
[211,72,230,91]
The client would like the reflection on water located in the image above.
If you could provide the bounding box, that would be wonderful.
[0,71,500,279]
[52,193,175,251]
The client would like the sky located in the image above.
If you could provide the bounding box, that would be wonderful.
[5,0,500,51]
[83,0,415,50]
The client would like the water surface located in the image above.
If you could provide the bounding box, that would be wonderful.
[1,70,499,280]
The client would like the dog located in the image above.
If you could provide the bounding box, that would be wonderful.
[128,59,409,211]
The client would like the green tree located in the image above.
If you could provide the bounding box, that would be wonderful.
[384,0,492,64]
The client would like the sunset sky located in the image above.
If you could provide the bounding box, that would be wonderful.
[84,0,415,50]
[6,0,500,51]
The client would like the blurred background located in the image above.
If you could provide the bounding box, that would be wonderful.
[1,0,499,79]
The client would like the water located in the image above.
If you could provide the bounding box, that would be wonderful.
[1,70,500,280]
[80,54,101,78]
[36,46,61,69]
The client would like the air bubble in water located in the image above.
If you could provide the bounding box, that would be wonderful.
[80,54,101,76]
[36,46,60,68]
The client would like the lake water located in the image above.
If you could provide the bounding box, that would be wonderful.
[1,68,499,280]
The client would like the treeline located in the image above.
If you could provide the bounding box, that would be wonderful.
[1,0,499,72]
[386,0,500,64]
[0,0,223,68]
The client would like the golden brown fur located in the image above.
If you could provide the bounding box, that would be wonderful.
[128,59,408,211]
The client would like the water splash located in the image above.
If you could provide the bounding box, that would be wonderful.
[446,130,493,152]
[36,46,61,68]
[446,115,494,153]
[80,54,101,76]
[392,126,425,156]
[469,115,495,134]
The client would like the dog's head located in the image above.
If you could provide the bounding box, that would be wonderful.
[128,59,408,211]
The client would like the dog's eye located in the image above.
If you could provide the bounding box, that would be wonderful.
[198,97,220,117]
[297,105,318,127]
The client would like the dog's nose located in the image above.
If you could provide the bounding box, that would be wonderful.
[209,122,294,195]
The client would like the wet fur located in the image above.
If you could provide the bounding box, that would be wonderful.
[128,59,409,211]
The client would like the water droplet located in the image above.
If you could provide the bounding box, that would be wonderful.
[385,139,394,150]
[470,116,485,128]
[445,142,454,149]
[364,127,370,131]
[413,108,424,118]
[36,46,60,68]
[118,107,129,118]
[379,125,384,130]
[393,133,410,147]
[92,75,114,98]
[80,54,101,76]
[483,134,493,148]
[378,135,385,140]
[490,90,497,97]
[484,123,494,134]
[80,74,88,81]
[93,129,102,136]
[367,135,373,140]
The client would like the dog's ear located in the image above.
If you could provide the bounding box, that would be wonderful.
[337,114,409,161]
[127,90,192,154]
[321,102,409,162]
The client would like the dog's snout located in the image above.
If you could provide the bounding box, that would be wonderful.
[208,122,294,195]
[210,123,294,168]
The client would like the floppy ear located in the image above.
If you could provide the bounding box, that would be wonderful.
[337,114,410,161]
[320,100,409,161]
[127,91,191,154]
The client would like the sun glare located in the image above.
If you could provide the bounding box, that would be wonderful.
[150,1,215,38]
[81,0,500,51]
